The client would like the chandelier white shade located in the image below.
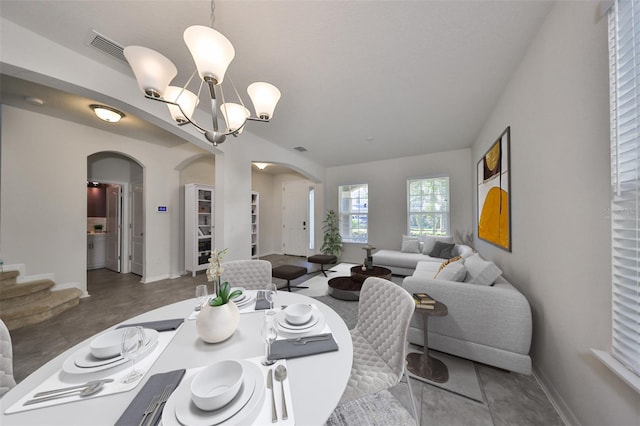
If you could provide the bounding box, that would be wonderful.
[123,46,177,98]
[183,25,235,84]
[165,86,199,123]
[220,103,250,133]
[124,22,281,146]
[247,82,281,120]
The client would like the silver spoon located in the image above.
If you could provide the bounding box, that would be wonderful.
[274,365,289,420]
[24,382,105,406]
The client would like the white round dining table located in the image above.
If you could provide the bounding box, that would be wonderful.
[0,291,353,425]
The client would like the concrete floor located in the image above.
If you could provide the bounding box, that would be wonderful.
[8,255,563,426]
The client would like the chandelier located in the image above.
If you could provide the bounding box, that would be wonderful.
[123,2,281,146]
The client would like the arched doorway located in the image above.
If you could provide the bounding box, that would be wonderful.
[87,152,144,277]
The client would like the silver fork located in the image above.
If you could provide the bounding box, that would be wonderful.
[144,385,172,426]
[137,395,160,426]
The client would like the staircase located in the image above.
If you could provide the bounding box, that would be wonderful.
[0,270,83,330]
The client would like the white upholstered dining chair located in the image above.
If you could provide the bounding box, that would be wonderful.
[338,277,418,419]
[220,259,272,290]
[0,319,17,397]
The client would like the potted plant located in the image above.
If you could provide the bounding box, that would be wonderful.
[321,209,343,257]
[197,249,243,343]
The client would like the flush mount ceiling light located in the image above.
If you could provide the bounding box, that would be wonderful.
[90,104,125,123]
[254,162,269,170]
[123,0,281,146]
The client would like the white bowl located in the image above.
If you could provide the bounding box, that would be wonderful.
[284,304,313,325]
[191,360,243,411]
[90,328,130,359]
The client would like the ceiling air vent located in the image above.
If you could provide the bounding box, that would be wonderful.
[293,146,308,152]
[89,30,126,63]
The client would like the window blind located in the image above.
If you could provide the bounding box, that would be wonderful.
[609,0,640,377]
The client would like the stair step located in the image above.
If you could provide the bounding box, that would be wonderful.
[0,283,53,311]
[0,270,20,287]
[0,279,54,301]
[1,288,83,330]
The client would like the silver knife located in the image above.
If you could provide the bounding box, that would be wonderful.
[267,369,277,423]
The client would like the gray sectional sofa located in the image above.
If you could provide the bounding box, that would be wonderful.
[401,257,533,374]
[370,235,533,374]
[372,244,473,276]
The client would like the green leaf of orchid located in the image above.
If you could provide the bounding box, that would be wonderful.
[220,281,230,301]
[228,290,242,300]
[210,295,224,306]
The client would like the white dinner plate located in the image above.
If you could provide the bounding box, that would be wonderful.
[63,329,159,374]
[233,295,255,309]
[276,310,320,330]
[164,360,264,426]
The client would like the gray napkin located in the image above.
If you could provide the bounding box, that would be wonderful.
[268,334,339,360]
[115,369,185,426]
[255,290,271,310]
[117,318,184,332]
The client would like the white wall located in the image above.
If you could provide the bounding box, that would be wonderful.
[325,148,472,263]
[471,2,639,425]
[1,106,203,293]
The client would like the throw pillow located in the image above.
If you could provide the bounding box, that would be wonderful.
[435,262,468,282]
[429,241,456,259]
[400,238,421,253]
[464,253,502,286]
[435,256,462,276]
[422,235,453,255]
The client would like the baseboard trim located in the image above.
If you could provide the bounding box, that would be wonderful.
[142,274,170,284]
[532,363,579,426]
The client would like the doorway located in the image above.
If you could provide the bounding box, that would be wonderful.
[282,181,312,256]
[87,152,144,277]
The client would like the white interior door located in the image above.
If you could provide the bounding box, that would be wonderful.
[105,185,121,272]
[282,181,309,256]
[131,183,144,276]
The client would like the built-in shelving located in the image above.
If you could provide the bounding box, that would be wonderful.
[185,184,214,276]
[251,192,259,259]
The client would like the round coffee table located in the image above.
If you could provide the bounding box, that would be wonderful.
[349,265,392,283]
[327,265,393,300]
[406,300,449,383]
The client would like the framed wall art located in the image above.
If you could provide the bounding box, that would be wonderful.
[477,126,511,251]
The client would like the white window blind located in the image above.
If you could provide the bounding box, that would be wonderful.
[407,177,450,237]
[609,0,640,377]
[338,184,368,243]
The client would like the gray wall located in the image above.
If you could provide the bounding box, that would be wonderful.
[471,2,640,425]
[325,148,472,263]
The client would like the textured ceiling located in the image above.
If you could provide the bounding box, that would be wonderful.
[0,1,552,167]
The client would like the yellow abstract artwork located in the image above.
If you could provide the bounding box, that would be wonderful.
[477,127,511,251]
[478,187,509,249]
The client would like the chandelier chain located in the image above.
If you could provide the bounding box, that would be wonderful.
[210,0,216,27]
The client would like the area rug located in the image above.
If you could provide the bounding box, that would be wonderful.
[294,263,404,298]
[325,389,417,426]
[406,348,483,403]
[293,263,358,298]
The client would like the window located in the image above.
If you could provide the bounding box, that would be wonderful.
[338,184,368,243]
[407,177,450,237]
[607,0,640,379]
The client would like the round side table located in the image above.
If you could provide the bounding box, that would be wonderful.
[406,300,449,383]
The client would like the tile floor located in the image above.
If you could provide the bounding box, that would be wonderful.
[8,255,564,425]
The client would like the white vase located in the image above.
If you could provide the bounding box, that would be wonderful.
[196,301,240,343]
